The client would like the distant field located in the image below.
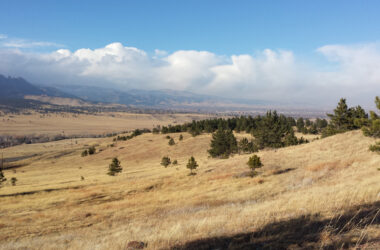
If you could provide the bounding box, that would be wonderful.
[0,130,379,249]
[0,112,215,136]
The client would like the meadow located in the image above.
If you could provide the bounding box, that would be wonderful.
[0,127,379,249]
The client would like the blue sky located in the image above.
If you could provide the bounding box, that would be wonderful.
[0,0,379,107]
[1,0,379,54]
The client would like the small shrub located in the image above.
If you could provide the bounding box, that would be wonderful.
[11,177,17,186]
[168,138,175,145]
[81,150,88,157]
[161,156,171,167]
[81,176,85,181]
[186,156,198,175]
[179,134,183,141]
[173,160,178,165]
[247,155,263,175]
[166,135,171,139]
[88,146,96,155]
[108,157,122,176]
[369,141,380,153]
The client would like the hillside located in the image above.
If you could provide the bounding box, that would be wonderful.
[0,130,379,249]
[0,75,76,99]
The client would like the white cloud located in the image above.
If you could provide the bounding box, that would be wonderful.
[0,34,7,39]
[0,42,379,107]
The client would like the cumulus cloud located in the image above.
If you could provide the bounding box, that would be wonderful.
[0,41,379,107]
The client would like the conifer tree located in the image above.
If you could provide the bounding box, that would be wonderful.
[107,157,122,176]
[186,156,198,175]
[168,138,175,145]
[208,128,237,158]
[161,156,171,167]
[247,155,263,175]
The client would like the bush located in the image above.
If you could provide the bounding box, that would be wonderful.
[107,157,122,176]
[186,156,198,175]
[88,146,96,155]
[173,160,178,165]
[179,134,183,141]
[10,177,17,186]
[0,169,6,186]
[165,135,171,139]
[161,156,171,167]
[369,142,380,153]
[247,155,263,175]
[81,150,88,157]
[168,138,175,145]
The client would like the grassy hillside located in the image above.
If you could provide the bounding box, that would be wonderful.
[0,130,379,249]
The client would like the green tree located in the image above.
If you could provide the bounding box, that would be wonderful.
[11,177,17,186]
[107,157,122,176]
[362,96,380,138]
[88,146,96,155]
[247,155,263,175]
[161,156,171,167]
[208,128,237,158]
[327,98,350,130]
[296,117,305,132]
[168,138,175,146]
[186,156,198,175]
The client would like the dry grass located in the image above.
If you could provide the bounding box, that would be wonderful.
[0,112,214,136]
[0,130,379,249]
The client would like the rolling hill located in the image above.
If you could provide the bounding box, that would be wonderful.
[0,130,379,249]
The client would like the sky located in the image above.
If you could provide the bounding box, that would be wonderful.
[0,0,380,108]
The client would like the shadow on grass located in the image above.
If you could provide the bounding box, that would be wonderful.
[171,201,380,250]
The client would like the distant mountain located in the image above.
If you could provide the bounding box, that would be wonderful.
[0,75,77,99]
[0,74,274,112]
[53,85,268,108]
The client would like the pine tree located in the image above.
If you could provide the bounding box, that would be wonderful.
[247,155,263,175]
[107,157,122,176]
[362,96,380,138]
[208,128,237,158]
[161,156,171,167]
[327,98,350,130]
[168,138,175,145]
[186,156,198,175]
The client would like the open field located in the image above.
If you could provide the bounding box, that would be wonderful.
[0,112,215,136]
[0,129,379,249]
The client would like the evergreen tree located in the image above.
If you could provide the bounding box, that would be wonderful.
[168,138,175,145]
[208,128,237,158]
[11,177,17,186]
[362,96,380,138]
[161,156,171,167]
[107,157,122,176]
[88,146,96,155]
[247,155,263,175]
[186,156,198,175]
[327,98,350,130]
[296,117,305,132]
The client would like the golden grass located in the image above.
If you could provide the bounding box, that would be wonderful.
[0,130,379,249]
[0,112,214,136]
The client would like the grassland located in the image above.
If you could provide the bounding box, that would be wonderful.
[0,112,214,136]
[0,130,379,249]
